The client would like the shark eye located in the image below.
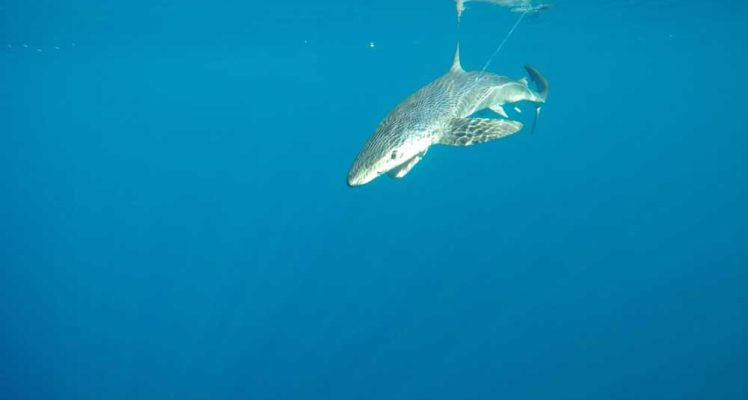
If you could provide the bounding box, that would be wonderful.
[391,151,398,160]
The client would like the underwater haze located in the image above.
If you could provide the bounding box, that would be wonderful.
[2,0,747,399]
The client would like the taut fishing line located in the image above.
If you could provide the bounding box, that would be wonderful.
[481,10,528,71]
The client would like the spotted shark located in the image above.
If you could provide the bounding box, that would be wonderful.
[346,46,548,187]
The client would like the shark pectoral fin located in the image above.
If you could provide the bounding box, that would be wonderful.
[490,104,509,118]
[438,118,523,146]
[388,151,426,179]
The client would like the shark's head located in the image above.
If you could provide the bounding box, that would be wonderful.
[347,124,431,187]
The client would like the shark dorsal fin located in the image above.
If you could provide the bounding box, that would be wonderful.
[450,43,464,73]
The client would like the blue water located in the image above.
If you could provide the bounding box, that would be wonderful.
[2,1,747,399]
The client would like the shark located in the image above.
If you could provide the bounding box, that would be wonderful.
[346,46,548,187]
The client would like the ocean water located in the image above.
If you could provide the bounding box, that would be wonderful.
[1,1,747,399]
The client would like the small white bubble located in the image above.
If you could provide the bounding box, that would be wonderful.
[22,44,28,48]
[368,41,375,49]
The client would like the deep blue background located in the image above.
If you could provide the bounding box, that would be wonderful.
[2,1,747,399]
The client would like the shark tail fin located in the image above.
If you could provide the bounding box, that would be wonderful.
[524,64,549,102]
[524,65,549,134]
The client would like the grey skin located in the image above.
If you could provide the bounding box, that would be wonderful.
[347,46,548,187]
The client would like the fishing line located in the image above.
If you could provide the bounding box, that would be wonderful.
[481,10,528,71]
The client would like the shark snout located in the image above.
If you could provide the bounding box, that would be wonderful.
[346,170,372,187]
[346,174,359,187]
[347,158,383,187]
[347,153,382,187]
[346,177,360,187]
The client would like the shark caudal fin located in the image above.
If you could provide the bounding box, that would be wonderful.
[524,65,548,102]
[524,65,549,134]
